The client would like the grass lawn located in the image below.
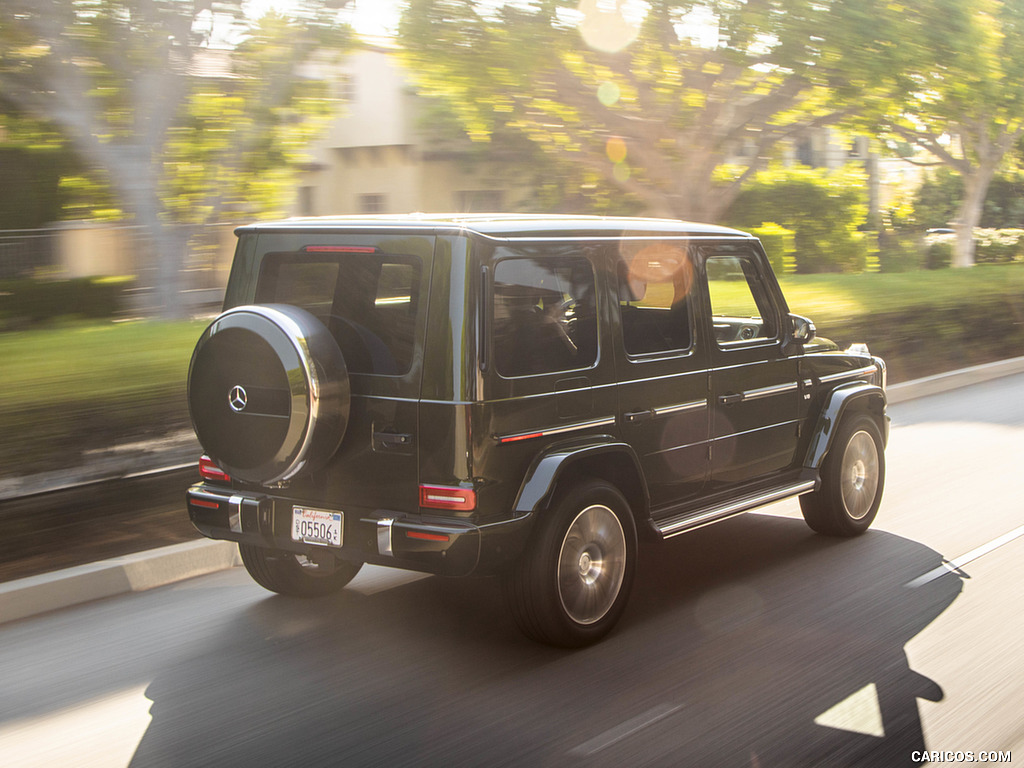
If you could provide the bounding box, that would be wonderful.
[0,319,207,409]
[0,319,207,476]
[1,264,1021,479]
[779,265,1024,324]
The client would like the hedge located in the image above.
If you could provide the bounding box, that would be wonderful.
[0,276,133,329]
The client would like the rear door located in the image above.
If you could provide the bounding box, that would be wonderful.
[248,232,434,514]
[613,241,710,511]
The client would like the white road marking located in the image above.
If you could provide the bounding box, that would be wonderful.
[906,523,1024,588]
[568,703,684,757]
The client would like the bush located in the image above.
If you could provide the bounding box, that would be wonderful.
[973,229,1024,264]
[875,234,924,273]
[751,222,796,273]
[924,239,953,270]
[0,276,133,329]
[912,169,1024,232]
[725,165,871,273]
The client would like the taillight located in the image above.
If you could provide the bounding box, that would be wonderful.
[199,455,231,484]
[419,484,476,511]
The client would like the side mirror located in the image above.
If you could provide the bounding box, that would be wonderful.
[789,313,816,345]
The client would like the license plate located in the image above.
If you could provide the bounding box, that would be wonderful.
[291,506,343,547]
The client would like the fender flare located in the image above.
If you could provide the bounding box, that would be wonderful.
[513,438,649,516]
[804,382,888,470]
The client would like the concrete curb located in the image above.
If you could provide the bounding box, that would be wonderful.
[886,355,1024,404]
[0,540,241,626]
[2,356,1023,627]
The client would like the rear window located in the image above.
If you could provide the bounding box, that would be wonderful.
[492,255,597,377]
[255,250,421,375]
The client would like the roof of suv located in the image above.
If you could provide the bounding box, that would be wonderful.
[235,214,753,241]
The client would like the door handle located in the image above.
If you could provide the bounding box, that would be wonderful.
[718,393,744,405]
[373,431,413,451]
[624,409,654,424]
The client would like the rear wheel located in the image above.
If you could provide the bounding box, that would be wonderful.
[239,544,363,597]
[505,479,637,647]
[801,413,885,537]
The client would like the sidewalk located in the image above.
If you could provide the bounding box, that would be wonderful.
[2,355,1023,626]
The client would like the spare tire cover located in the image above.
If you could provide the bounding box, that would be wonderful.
[188,304,350,484]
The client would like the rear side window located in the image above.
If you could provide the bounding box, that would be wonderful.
[256,251,421,375]
[618,242,694,356]
[492,256,597,377]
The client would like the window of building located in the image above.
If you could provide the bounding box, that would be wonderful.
[360,194,386,214]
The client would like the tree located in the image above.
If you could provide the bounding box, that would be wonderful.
[885,0,1024,267]
[0,0,350,316]
[398,0,920,223]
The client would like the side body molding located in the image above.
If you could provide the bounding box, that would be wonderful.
[804,381,888,469]
[513,438,649,516]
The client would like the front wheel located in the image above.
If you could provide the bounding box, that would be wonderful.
[801,413,885,537]
[504,479,637,647]
[239,544,363,597]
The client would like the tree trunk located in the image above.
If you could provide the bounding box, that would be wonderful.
[954,165,997,268]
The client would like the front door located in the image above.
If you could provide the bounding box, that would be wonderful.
[703,247,802,490]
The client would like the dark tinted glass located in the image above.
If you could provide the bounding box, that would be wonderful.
[256,252,421,375]
[493,256,597,377]
[617,242,694,356]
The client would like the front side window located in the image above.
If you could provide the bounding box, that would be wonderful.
[492,255,597,377]
[256,250,421,375]
[705,253,778,344]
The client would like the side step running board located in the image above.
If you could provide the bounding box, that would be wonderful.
[653,480,817,539]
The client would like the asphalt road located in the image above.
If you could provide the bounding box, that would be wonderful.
[1,375,1022,767]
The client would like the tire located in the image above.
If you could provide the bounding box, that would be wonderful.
[504,479,637,647]
[239,544,363,598]
[188,304,350,484]
[800,413,885,537]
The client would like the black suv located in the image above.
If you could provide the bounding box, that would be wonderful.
[186,214,888,647]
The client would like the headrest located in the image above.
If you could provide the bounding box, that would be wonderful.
[619,274,646,303]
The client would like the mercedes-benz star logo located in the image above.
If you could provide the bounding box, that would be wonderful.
[228,385,248,412]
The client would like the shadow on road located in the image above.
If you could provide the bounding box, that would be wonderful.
[130,513,961,767]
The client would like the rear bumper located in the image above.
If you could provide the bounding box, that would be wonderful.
[186,483,532,577]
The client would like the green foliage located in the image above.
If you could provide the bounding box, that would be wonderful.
[161,12,348,224]
[909,168,1024,232]
[911,168,962,231]
[925,239,954,270]
[875,233,924,273]
[882,0,1024,266]
[973,229,1024,263]
[398,0,921,221]
[0,277,133,328]
[725,166,870,273]
[0,146,76,229]
[751,222,796,274]
[0,1,350,232]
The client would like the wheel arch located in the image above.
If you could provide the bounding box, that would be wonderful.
[805,382,888,470]
[513,440,650,530]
